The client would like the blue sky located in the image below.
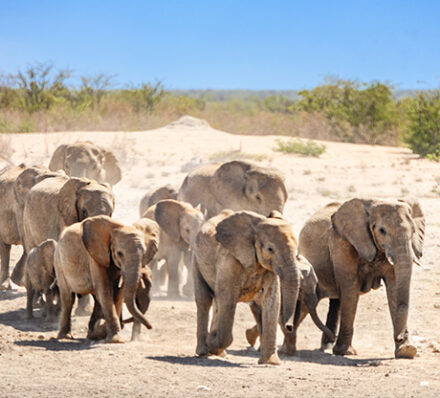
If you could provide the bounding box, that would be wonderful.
[1,1,439,90]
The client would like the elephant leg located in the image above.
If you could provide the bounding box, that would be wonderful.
[45,289,57,322]
[91,266,123,344]
[58,291,75,339]
[279,300,308,356]
[0,242,11,289]
[166,250,182,298]
[25,282,35,320]
[207,296,237,356]
[87,296,106,340]
[10,251,27,287]
[75,294,93,316]
[182,249,194,297]
[384,275,417,359]
[194,265,213,356]
[259,281,281,365]
[246,302,262,347]
[321,298,341,351]
[333,289,359,356]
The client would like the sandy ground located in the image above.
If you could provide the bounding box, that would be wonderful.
[1,116,440,397]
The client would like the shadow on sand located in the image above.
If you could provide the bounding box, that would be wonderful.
[15,337,97,352]
[147,355,246,368]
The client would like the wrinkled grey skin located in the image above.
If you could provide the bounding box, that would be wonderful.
[178,160,288,218]
[24,239,58,320]
[142,200,204,297]
[139,185,177,217]
[245,254,335,355]
[15,175,115,288]
[298,197,425,359]
[54,216,158,343]
[193,210,300,365]
[49,142,122,186]
[0,164,63,288]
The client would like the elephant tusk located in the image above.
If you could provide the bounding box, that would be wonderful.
[413,258,423,267]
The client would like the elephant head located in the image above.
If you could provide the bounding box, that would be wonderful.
[210,161,288,216]
[154,199,204,247]
[139,185,178,217]
[215,211,300,330]
[49,142,122,186]
[57,177,115,225]
[82,215,158,331]
[132,218,161,266]
[14,166,65,209]
[331,197,425,345]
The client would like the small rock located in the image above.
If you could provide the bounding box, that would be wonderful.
[108,351,115,356]
[356,360,382,367]
[37,334,45,340]
[196,385,211,392]
[428,342,440,353]
[434,304,440,309]
[420,381,429,387]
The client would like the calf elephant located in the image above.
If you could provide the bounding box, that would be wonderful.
[139,185,177,217]
[298,197,425,359]
[142,199,204,297]
[54,215,158,342]
[24,239,58,320]
[245,254,335,355]
[49,142,121,186]
[178,160,287,218]
[193,210,300,365]
[0,164,63,288]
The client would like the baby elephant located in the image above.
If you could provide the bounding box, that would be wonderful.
[24,239,58,320]
[245,254,335,354]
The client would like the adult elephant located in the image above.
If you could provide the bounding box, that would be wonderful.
[54,215,158,342]
[178,160,287,218]
[0,164,63,288]
[298,197,425,359]
[193,210,300,365]
[14,175,115,286]
[49,142,122,186]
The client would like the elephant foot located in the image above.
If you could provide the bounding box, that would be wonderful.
[278,343,296,356]
[196,341,209,357]
[25,313,33,320]
[395,343,417,359]
[245,326,259,347]
[320,342,334,353]
[258,353,281,365]
[0,279,12,290]
[333,343,357,356]
[106,333,125,344]
[88,319,107,340]
[57,331,74,340]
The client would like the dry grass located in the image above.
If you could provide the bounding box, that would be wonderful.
[209,150,268,162]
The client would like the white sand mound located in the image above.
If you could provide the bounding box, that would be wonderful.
[166,115,211,129]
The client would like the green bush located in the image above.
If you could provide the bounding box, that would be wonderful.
[274,138,326,156]
[404,92,440,159]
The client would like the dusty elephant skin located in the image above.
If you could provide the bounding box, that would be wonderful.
[178,160,288,218]
[49,141,122,186]
[142,199,204,297]
[54,215,158,342]
[298,197,425,359]
[193,210,300,365]
[139,184,178,217]
[24,239,58,320]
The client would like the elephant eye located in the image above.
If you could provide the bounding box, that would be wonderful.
[117,250,124,258]
[256,195,262,202]
[267,246,274,253]
[379,227,387,236]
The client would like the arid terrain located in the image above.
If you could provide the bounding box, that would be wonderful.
[0,116,439,397]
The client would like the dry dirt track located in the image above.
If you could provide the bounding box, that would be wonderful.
[1,116,440,397]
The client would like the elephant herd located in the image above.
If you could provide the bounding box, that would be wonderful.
[0,140,425,365]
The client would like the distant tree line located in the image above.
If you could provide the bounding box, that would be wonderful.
[0,62,439,159]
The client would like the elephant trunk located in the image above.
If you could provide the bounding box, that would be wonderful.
[391,243,414,344]
[123,264,152,330]
[279,263,300,330]
[304,294,335,342]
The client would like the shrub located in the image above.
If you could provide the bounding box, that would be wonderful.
[274,138,326,156]
[404,92,440,159]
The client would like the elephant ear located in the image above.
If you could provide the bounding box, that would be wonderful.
[154,199,186,242]
[82,215,122,267]
[49,144,68,171]
[331,198,377,262]
[399,196,425,259]
[57,177,91,225]
[215,211,265,269]
[102,150,122,185]
[133,218,160,265]
[210,161,251,208]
